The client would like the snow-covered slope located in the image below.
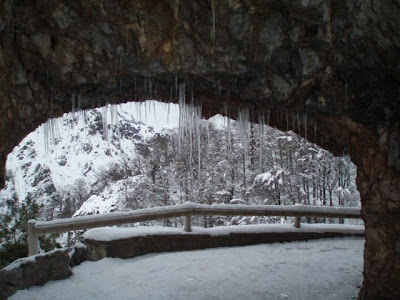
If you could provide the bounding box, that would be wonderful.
[0,101,179,217]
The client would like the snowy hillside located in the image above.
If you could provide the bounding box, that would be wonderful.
[0,101,179,218]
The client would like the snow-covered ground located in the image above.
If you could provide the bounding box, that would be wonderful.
[82,224,364,241]
[12,237,364,300]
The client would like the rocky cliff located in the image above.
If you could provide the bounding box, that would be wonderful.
[0,0,399,298]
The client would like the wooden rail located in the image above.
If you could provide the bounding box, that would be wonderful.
[27,202,362,256]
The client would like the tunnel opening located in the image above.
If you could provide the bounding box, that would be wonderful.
[0,0,399,298]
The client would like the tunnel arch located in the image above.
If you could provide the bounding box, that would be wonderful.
[0,0,399,298]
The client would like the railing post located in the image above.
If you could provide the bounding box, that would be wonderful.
[28,219,40,256]
[294,215,301,228]
[184,214,192,232]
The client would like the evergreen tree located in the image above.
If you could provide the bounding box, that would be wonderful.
[0,193,61,268]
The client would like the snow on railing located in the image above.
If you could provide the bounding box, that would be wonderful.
[27,202,361,256]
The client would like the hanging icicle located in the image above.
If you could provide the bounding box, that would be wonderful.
[71,93,75,114]
[304,113,307,140]
[296,111,301,134]
[43,118,59,158]
[178,83,186,152]
[258,112,265,173]
[292,111,295,131]
[227,117,231,149]
[314,121,317,142]
[177,82,203,186]
[238,107,250,163]
[285,110,289,131]
[209,0,216,43]
[175,75,178,98]
[77,93,82,111]
[102,104,110,154]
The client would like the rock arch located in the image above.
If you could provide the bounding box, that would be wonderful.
[0,1,399,298]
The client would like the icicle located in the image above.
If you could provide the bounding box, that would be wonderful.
[138,102,142,122]
[206,120,210,157]
[177,82,203,187]
[209,0,216,43]
[258,112,265,173]
[167,101,171,123]
[297,111,301,134]
[178,83,186,152]
[113,104,120,144]
[102,104,110,152]
[49,89,54,114]
[238,107,250,163]
[71,92,75,114]
[134,76,137,101]
[144,100,148,123]
[77,93,82,112]
[153,100,156,123]
[196,106,201,178]
[222,102,227,121]
[292,111,295,131]
[149,78,153,98]
[286,110,289,131]
[110,104,115,134]
[83,110,87,142]
[43,118,59,158]
[304,113,307,140]
[175,75,178,98]
[227,117,231,149]
[314,122,317,142]
[43,120,50,156]
[223,102,231,147]
[110,104,120,142]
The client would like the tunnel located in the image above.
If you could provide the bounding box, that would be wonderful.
[0,1,399,298]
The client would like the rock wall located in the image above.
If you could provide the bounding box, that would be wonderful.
[0,0,399,298]
[84,230,364,261]
[0,249,72,299]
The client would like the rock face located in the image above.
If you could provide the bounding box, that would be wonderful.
[0,0,399,298]
[69,242,89,267]
[0,249,72,299]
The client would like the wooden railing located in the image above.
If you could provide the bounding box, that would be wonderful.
[27,202,362,256]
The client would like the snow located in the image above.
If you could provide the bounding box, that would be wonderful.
[83,224,364,242]
[2,101,180,206]
[229,198,247,204]
[11,238,364,299]
[72,176,142,216]
[3,248,67,271]
[74,242,87,249]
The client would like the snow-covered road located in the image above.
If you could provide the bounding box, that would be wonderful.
[12,238,364,300]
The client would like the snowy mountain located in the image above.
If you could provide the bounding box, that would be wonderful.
[0,101,179,218]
